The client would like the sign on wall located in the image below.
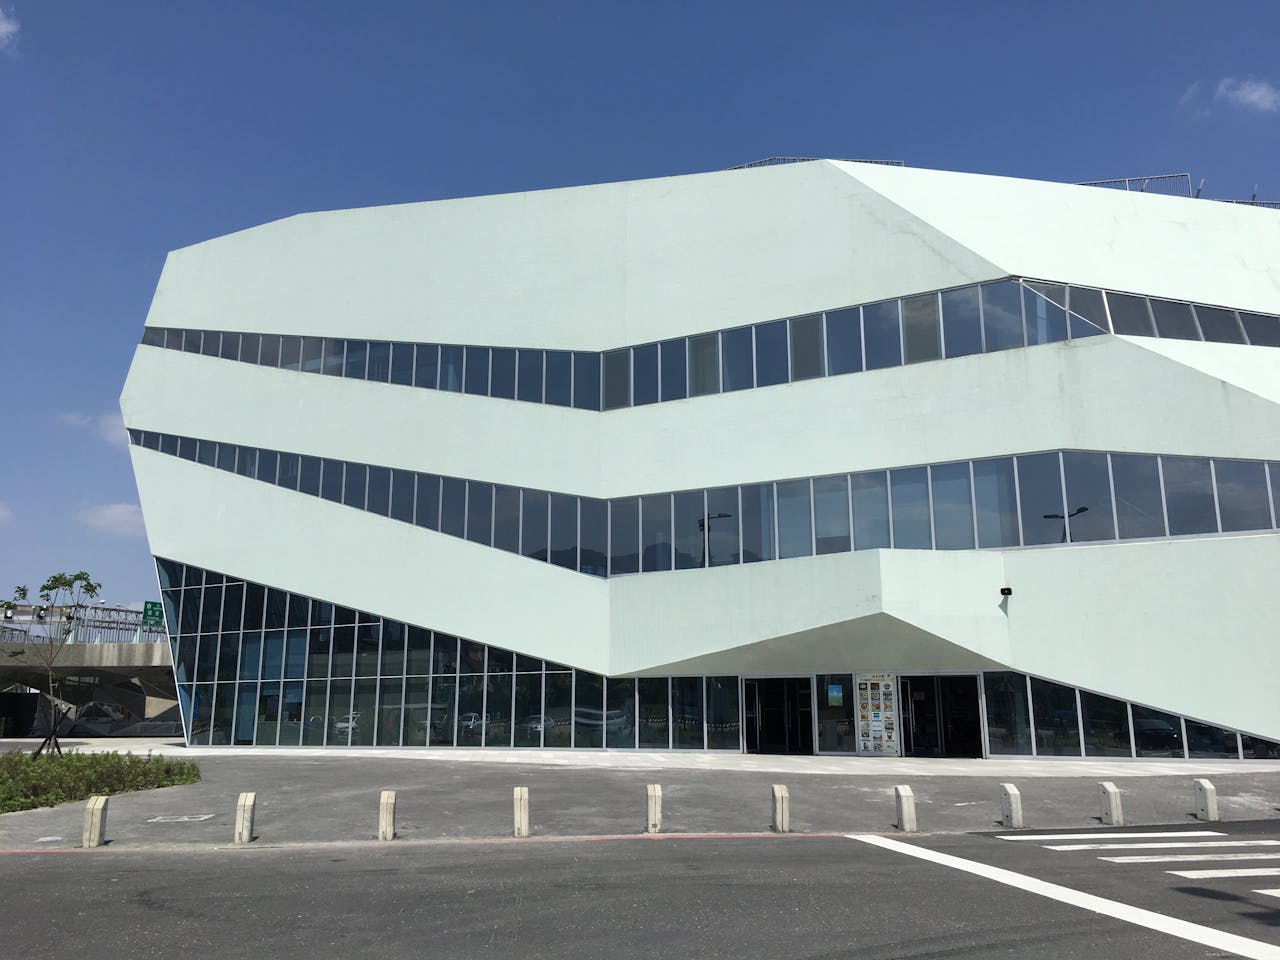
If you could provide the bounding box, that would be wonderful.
[855,672,900,756]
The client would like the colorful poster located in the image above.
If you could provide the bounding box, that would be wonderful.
[827,683,843,707]
[855,672,899,756]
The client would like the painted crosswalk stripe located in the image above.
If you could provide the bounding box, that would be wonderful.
[1101,853,1280,864]
[997,831,1224,842]
[1049,840,1280,852]
[1254,889,1280,900]
[1169,868,1280,879]
[848,835,1280,959]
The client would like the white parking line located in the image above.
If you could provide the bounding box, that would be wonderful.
[998,831,1225,842]
[1102,853,1280,864]
[1169,868,1280,880]
[848,834,1280,960]
[1050,840,1280,852]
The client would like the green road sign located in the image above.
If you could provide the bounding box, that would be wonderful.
[142,601,165,627]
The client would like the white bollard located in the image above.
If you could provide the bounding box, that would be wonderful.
[513,786,529,838]
[895,785,917,832]
[771,784,790,833]
[1000,783,1024,829]
[1193,779,1219,822]
[646,784,662,835]
[1099,782,1123,826]
[379,790,397,841]
[82,795,108,849]
[234,791,257,845]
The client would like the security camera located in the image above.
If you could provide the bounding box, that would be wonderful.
[999,587,1013,597]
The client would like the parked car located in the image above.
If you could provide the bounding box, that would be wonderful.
[332,712,361,737]
[522,714,556,735]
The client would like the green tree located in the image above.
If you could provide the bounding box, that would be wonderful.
[8,572,101,756]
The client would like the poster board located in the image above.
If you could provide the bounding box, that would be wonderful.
[855,672,900,756]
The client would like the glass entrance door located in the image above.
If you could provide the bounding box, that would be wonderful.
[743,678,813,754]
[899,675,982,757]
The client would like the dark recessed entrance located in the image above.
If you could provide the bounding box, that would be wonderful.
[898,675,983,757]
[743,678,813,754]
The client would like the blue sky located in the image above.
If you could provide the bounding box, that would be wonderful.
[1,1,1277,607]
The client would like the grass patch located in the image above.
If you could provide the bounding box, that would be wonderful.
[0,750,201,814]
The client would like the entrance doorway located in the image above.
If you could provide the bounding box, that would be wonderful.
[898,675,983,757]
[743,678,813,754]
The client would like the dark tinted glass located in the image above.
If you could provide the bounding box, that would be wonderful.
[141,327,166,348]
[493,484,521,552]
[321,338,344,376]
[160,433,179,456]
[1193,306,1244,344]
[235,446,256,477]
[578,497,608,577]
[366,466,390,516]
[343,340,366,378]
[1067,286,1109,338]
[851,471,890,549]
[603,349,631,409]
[673,490,705,569]
[300,337,324,372]
[1023,283,1068,345]
[1017,453,1065,545]
[981,280,1024,351]
[220,332,241,361]
[414,474,440,529]
[215,443,236,471]
[298,456,321,496]
[660,339,688,401]
[439,345,464,391]
[632,343,658,406]
[984,672,1032,755]
[521,490,549,561]
[1241,312,1280,347]
[706,676,740,750]
[366,341,390,381]
[740,483,775,563]
[1111,454,1164,538]
[973,457,1019,547]
[239,332,261,364]
[671,677,704,749]
[941,286,982,357]
[1149,299,1200,340]
[1062,451,1115,542]
[1214,459,1271,531]
[1132,704,1183,758]
[1081,691,1131,757]
[640,494,672,572]
[575,671,605,748]
[200,330,220,357]
[1162,456,1217,535]
[465,482,493,544]
[320,459,343,502]
[440,477,466,537]
[607,677,637,749]
[463,346,489,395]
[776,479,812,559]
[390,470,414,523]
[549,494,577,569]
[390,343,415,385]
[1107,293,1154,336]
[754,320,788,387]
[890,467,931,549]
[178,436,197,461]
[196,439,217,467]
[1031,677,1080,756]
[688,333,719,396]
[862,299,901,370]
[489,348,516,399]
[706,486,739,566]
[543,350,570,407]
[609,498,640,575]
[930,461,974,550]
[902,293,942,362]
[569,351,595,409]
[825,307,862,374]
[1187,720,1239,759]
[790,313,824,381]
[277,455,301,491]
[638,677,669,748]
[516,349,543,402]
[256,449,279,484]
[812,475,851,554]
[721,327,753,392]
[258,333,280,367]
[413,343,438,387]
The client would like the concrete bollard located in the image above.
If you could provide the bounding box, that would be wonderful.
[1193,779,1219,822]
[234,791,257,845]
[895,785,917,832]
[1000,783,1024,829]
[82,795,108,849]
[1099,782,1123,826]
[771,784,790,833]
[513,786,529,838]
[378,790,397,841]
[646,784,662,835]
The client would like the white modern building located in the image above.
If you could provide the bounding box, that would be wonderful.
[120,160,1280,759]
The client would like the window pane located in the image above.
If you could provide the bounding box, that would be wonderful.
[941,286,982,358]
[516,349,543,402]
[578,497,608,577]
[632,343,658,406]
[638,677,669,748]
[1031,677,1080,757]
[1023,283,1068,345]
[1241,312,1280,347]
[688,333,720,396]
[390,342,415,383]
[220,332,241,361]
[902,293,942,363]
[609,498,640,575]
[390,469,414,523]
[483,674,512,748]
[489,347,516,399]
[706,486,739,566]
[366,466,390,516]
[754,320,788,387]
[1162,456,1217,535]
[464,346,489,395]
[466,482,493,544]
[1067,286,1109,338]
[366,341,390,382]
[1149,299,1200,341]
[343,340,366,378]
[1062,451,1115,542]
[414,474,440,530]
[825,307,862,374]
[1214,459,1271,532]
[414,343,439,388]
[640,494,673,572]
[1132,704,1184,758]
[606,678,636,749]
[706,676,740,750]
[973,457,1019,547]
[851,471,891,549]
[439,345,464,392]
[671,677,704,749]
[549,494,577,569]
[1186,719,1239,759]
[546,350,572,407]
[276,453,300,491]
[1107,292,1155,336]
[216,442,236,471]
[521,490,549,561]
[542,672,571,747]
[1016,453,1065,545]
[298,455,321,496]
[603,349,631,409]
[493,484,521,552]
[513,673,543,748]
[660,339,687,401]
[817,673,857,753]
[1111,454,1165,539]
[790,313,824,381]
[568,351,595,409]
[321,338,344,376]
[930,461,974,550]
[1194,306,1244,344]
[862,299,901,369]
[776,479,813,559]
[813,475,851,554]
[890,467,931,549]
[196,439,217,467]
[1081,691,1131,757]
[440,476,466,537]
[455,674,483,746]
[428,674,456,747]
[575,671,605,748]
[984,672,1032,755]
[258,333,280,367]
[721,327,753,392]
[981,280,1024,351]
[673,490,705,569]
[740,483,776,563]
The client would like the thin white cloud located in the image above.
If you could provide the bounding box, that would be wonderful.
[78,503,146,538]
[1216,77,1280,113]
[60,411,129,449]
[0,501,12,523]
[0,7,18,56]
